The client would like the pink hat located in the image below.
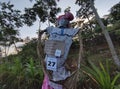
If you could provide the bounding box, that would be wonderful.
[64,12,74,21]
[57,15,65,21]
[57,12,74,28]
[57,12,74,21]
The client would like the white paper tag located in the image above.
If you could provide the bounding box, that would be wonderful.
[46,57,57,71]
[55,49,61,57]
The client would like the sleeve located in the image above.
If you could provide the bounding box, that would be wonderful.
[71,28,80,37]
[64,28,80,37]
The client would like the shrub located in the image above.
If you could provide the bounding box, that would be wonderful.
[81,60,120,89]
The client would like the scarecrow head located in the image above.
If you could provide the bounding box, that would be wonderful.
[57,9,74,28]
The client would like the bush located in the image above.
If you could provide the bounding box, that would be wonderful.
[81,60,120,89]
[0,57,43,89]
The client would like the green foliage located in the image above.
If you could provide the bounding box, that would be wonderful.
[10,58,23,75]
[82,60,120,89]
[0,2,23,58]
[0,38,44,88]
[0,58,24,89]
[76,0,94,19]
[18,39,38,63]
[106,21,120,43]
[75,0,95,6]
[111,21,120,31]
[25,58,36,78]
[0,57,43,89]
[114,84,120,89]
[24,58,43,89]
[25,58,43,78]
[110,2,120,22]
[0,2,23,28]
[23,0,61,26]
[78,71,99,89]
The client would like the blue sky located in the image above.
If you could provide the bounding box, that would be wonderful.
[1,0,120,39]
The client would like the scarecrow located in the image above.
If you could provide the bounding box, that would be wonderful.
[39,7,80,89]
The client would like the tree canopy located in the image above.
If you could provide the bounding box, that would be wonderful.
[23,0,61,26]
[109,2,120,22]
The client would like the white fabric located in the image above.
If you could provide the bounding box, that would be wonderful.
[45,26,79,81]
[52,67,71,81]
[49,81,62,89]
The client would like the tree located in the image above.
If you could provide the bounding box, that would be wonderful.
[75,0,120,69]
[22,0,61,26]
[0,2,23,28]
[0,28,20,57]
[0,2,23,58]
[109,2,120,22]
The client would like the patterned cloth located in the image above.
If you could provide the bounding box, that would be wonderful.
[49,81,62,89]
[45,26,79,81]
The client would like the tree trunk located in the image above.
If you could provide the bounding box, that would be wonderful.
[90,0,120,68]
[13,42,19,54]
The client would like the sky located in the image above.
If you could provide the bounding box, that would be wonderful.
[0,0,120,39]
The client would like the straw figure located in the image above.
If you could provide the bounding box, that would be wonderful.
[37,8,82,89]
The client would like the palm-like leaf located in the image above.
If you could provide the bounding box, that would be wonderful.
[82,60,120,89]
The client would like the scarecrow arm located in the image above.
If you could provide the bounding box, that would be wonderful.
[75,27,81,35]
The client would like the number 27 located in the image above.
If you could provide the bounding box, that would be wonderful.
[48,61,56,67]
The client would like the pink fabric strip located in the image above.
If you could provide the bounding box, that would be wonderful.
[42,74,53,89]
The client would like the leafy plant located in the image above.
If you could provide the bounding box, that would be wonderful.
[0,57,24,89]
[0,57,43,89]
[24,58,43,89]
[114,84,120,89]
[81,60,120,89]
[18,39,38,63]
